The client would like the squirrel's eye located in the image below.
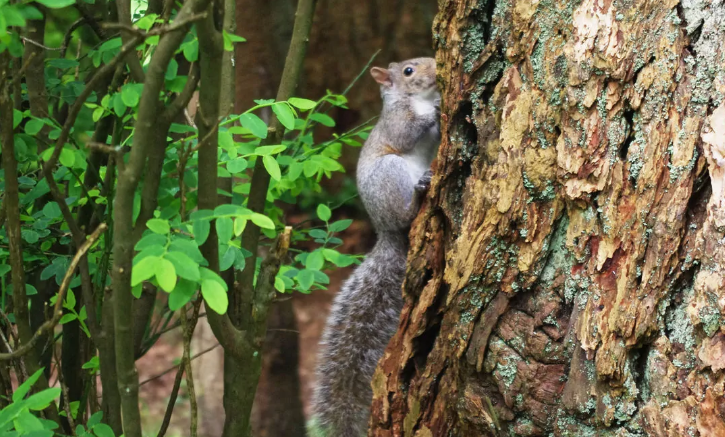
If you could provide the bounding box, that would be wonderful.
[403,67,415,76]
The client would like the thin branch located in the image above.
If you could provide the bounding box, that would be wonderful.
[181,298,202,437]
[86,142,126,172]
[140,343,221,386]
[20,36,62,51]
[41,35,144,245]
[60,18,87,58]
[156,361,185,437]
[237,0,318,315]
[0,308,19,346]
[161,62,200,124]
[74,3,107,39]
[188,117,224,154]
[101,13,208,37]
[53,347,77,434]
[115,0,146,83]
[7,52,37,87]
[0,223,108,361]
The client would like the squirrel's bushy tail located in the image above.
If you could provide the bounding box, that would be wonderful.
[310,232,407,437]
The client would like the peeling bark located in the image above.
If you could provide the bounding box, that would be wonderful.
[370,0,725,435]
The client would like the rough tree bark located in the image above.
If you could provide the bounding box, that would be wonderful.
[370,0,725,436]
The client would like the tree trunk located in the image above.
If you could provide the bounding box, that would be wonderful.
[370,0,725,436]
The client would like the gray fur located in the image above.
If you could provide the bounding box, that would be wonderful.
[310,57,440,437]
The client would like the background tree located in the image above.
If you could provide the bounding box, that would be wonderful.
[370,0,725,435]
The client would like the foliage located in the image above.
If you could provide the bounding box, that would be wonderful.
[0,0,367,433]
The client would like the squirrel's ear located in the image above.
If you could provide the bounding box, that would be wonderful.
[370,67,392,87]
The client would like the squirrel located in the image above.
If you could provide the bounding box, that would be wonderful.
[309,57,441,437]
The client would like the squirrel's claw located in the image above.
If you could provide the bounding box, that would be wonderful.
[414,170,433,193]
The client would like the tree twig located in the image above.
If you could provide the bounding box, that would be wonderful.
[20,36,62,51]
[140,343,221,386]
[155,361,185,437]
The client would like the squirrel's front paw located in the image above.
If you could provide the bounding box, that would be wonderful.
[414,170,433,193]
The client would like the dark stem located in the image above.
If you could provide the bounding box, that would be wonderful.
[0,52,60,425]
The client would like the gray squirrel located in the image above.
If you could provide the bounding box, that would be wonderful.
[309,57,441,437]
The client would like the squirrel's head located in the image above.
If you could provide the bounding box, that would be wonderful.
[370,57,438,104]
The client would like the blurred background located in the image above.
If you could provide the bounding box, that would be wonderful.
[135,1,438,435]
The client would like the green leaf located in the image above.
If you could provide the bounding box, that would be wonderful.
[87,411,103,429]
[169,278,196,310]
[13,109,23,129]
[193,219,210,245]
[131,256,159,286]
[306,250,325,270]
[169,238,205,263]
[146,218,170,234]
[219,246,235,271]
[239,113,267,138]
[26,388,61,411]
[25,119,44,135]
[93,107,105,122]
[0,265,10,277]
[165,58,178,81]
[262,155,281,181]
[49,58,79,69]
[274,276,285,292]
[253,145,286,155]
[250,213,275,230]
[272,102,295,131]
[59,314,77,324]
[92,423,115,437]
[216,217,233,243]
[135,13,157,31]
[65,289,76,309]
[13,368,44,402]
[14,410,45,433]
[3,5,26,27]
[121,84,140,107]
[200,267,228,291]
[287,161,302,181]
[303,160,320,177]
[317,204,331,221]
[110,94,125,117]
[310,113,335,127]
[183,39,198,62]
[135,233,167,251]
[288,97,317,111]
[226,157,248,174]
[329,219,353,232]
[42,201,62,219]
[296,269,315,292]
[233,218,247,236]
[164,252,200,282]
[201,279,228,314]
[134,283,147,300]
[23,229,40,244]
[34,0,76,8]
[155,258,177,292]
[59,148,75,167]
[222,29,246,51]
[25,284,38,296]
[219,130,235,152]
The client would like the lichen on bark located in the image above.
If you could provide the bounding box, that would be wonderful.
[370,0,725,435]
